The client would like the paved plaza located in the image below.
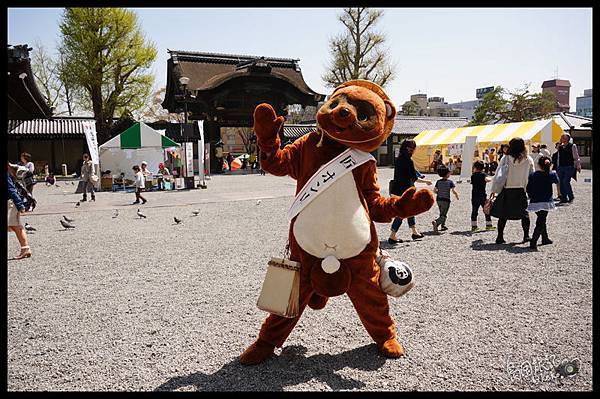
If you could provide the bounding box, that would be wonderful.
[7,168,593,391]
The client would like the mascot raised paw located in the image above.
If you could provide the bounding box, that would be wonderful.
[240,80,434,366]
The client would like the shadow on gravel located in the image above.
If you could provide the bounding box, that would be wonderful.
[449,230,488,236]
[154,344,386,391]
[470,239,536,253]
[379,240,411,250]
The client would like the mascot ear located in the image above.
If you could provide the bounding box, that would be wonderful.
[384,100,396,120]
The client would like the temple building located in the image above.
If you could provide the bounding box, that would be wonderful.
[161,50,325,173]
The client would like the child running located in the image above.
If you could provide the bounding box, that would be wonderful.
[470,160,495,232]
[432,165,459,233]
[132,165,147,205]
[526,156,558,250]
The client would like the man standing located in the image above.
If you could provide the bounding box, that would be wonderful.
[530,143,541,171]
[483,149,490,174]
[226,152,234,172]
[555,133,581,203]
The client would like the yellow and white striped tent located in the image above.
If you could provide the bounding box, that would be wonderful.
[411,119,564,171]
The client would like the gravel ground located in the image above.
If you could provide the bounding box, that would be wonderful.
[7,168,593,391]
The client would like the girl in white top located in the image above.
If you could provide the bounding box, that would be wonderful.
[132,165,147,205]
[19,152,35,194]
[490,138,534,244]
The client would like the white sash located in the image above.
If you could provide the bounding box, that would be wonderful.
[287,148,375,220]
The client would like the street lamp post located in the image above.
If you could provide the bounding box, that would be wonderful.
[179,76,190,187]
[179,76,190,128]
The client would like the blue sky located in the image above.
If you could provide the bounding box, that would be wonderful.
[8,7,592,112]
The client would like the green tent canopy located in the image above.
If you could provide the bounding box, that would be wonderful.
[100,122,179,149]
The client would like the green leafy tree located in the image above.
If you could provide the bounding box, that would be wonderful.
[322,7,395,88]
[58,8,157,143]
[401,101,418,116]
[470,85,557,126]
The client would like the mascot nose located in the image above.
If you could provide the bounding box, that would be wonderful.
[333,107,355,128]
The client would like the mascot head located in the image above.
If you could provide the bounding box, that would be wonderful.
[316,79,396,153]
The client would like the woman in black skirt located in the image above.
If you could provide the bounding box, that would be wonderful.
[490,138,534,244]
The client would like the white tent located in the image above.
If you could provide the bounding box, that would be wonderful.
[99,122,180,179]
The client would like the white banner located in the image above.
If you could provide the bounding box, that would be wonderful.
[448,143,463,157]
[82,121,100,165]
[287,148,375,220]
[185,142,194,177]
[460,136,477,181]
[197,120,205,184]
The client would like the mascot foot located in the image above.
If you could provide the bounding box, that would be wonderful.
[308,293,329,310]
[378,338,405,358]
[239,338,276,366]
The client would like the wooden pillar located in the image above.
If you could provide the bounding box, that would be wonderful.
[50,137,57,174]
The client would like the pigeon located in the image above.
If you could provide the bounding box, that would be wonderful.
[112,210,119,218]
[24,223,36,232]
[75,201,80,207]
[71,181,75,185]
[63,215,75,223]
[174,217,182,224]
[137,209,147,219]
[60,219,75,229]
[192,210,200,216]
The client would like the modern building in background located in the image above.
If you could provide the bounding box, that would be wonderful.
[541,79,571,113]
[576,89,592,118]
[449,86,493,119]
[404,94,460,117]
[410,94,428,110]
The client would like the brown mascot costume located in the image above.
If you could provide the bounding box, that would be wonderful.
[240,79,434,365]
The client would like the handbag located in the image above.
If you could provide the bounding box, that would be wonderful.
[257,257,301,318]
[91,175,99,183]
[491,157,508,194]
[483,193,495,215]
[13,178,36,211]
[377,249,414,298]
[489,190,506,218]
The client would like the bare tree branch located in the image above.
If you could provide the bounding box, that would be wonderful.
[322,7,394,88]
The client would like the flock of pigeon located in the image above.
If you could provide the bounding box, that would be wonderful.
[26,181,242,231]
[23,208,205,231]
[24,208,204,232]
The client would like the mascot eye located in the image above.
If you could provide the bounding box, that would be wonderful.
[355,101,375,123]
[329,100,339,109]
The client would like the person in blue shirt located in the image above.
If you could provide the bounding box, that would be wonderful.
[526,156,559,250]
[6,163,31,259]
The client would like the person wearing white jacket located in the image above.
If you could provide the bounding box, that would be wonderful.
[490,138,534,244]
[132,165,147,205]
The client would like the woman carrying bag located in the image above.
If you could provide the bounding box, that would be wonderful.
[489,138,534,244]
[80,153,97,202]
[388,139,432,244]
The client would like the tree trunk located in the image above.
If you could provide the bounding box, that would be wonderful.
[64,84,73,116]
